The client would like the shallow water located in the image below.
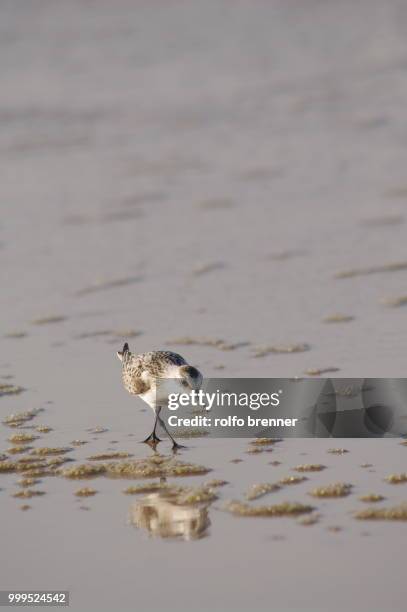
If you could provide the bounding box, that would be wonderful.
[1,1,407,610]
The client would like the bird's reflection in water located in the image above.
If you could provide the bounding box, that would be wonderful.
[130,491,211,541]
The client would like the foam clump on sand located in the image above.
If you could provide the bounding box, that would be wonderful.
[359,494,385,503]
[173,429,210,439]
[385,473,407,484]
[31,315,66,325]
[246,446,274,454]
[204,479,228,488]
[309,483,352,498]
[123,482,176,495]
[305,367,340,376]
[105,457,211,478]
[17,478,40,487]
[279,475,307,485]
[7,446,32,455]
[251,438,281,446]
[245,483,280,501]
[294,464,326,472]
[75,488,98,497]
[3,409,40,426]
[323,314,354,323]
[175,486,218,505]
[0,461,18,473]
[335,261,407,279]
[167,336,246,351]
[87,452,133,460]
[59,464,107,479]
[0,455,72,477]
[0,384,25,398]
[31,447,72,456]
[12,489,46,498]
[8,433,37,444]
[253,343,310,357]
[355,504,407,521]
[223,500,314,517]
[60,456,211,479]
[298,513,321,526]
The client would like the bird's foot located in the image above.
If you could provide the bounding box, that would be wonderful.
[172,442,186,451]
[141,433,162,444]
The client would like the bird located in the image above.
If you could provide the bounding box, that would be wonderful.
[117,343,203,449]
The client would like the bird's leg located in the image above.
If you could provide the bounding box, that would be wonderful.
[142,409,162,443]
[158,416,185,450]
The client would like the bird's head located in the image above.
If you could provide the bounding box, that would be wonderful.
[178,365,203,391]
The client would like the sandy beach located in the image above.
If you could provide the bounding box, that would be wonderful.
[1,1,407,610]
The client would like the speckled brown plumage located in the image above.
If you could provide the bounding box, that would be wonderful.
[120,344,187,396]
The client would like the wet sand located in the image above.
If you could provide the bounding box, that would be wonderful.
[1,1,407,610]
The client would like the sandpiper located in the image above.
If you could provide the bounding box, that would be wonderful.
[117,343,203,448]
